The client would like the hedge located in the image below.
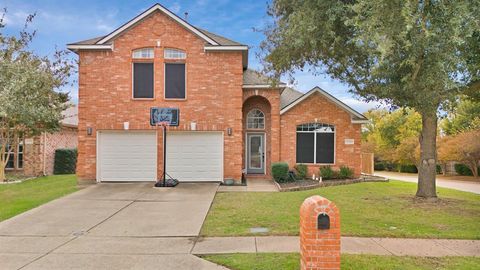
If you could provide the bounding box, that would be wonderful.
[398,164,418,173]
[294,164,308,179]
[271,162,290,183]
[454,163,479,176]
[54,148,78,174]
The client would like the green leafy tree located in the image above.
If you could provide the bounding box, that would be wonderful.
[363,108,421,164]
[0,10,74,181]
[441,99,480,135]
[261,0,479,198]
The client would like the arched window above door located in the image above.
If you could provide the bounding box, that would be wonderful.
[247,109,265,129]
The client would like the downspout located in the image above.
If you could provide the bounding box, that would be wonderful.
[43,132,47,176]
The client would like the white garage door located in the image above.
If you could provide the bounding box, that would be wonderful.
[98,131,157,182]
[166,132,223,182]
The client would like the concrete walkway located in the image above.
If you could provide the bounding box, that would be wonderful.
[375,171,480,194]
[0,183,227,270]
[192,236,480,257]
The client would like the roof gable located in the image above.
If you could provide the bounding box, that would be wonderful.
[97,3,219,45]
[280,86,368,122]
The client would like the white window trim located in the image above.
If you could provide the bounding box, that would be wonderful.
[132,48,154,59]
[164,48,187,60]
[4,142,24,170]
[296,124,336,165]
[246,109,265,130]
[164,62,187,100]
[132,62,155,100]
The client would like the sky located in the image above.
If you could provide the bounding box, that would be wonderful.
[1,0,380,112]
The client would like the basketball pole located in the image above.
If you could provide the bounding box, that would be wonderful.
[163,124,166,187]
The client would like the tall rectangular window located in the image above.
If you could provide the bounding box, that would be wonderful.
[165,63,186,99]
[133,63,154,98]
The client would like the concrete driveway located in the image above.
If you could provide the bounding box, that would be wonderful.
[0,183,227,270]
[375,171,480,194]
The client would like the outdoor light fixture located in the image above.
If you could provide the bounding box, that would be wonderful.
[227,127,233,136]
[87,127,93,136]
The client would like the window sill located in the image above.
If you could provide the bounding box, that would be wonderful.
[132,98,156,101]
[296,163,336,166]
[164,98,187,101]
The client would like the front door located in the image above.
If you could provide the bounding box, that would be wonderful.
[247,133,265,174]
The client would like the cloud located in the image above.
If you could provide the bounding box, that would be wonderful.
[169,2,181,13]
[95,21,114,33]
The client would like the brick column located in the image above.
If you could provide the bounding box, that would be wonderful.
[300,195,341,270]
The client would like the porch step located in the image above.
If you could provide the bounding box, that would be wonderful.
[245,174,272,181]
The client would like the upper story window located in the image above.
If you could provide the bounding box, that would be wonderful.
[296,123,335,164]
[164,48,186,59]
[246,109,265,129]
[132,48,154,99]
[132,48,154,59]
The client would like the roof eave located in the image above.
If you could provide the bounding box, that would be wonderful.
[242,84,287,89]
[97,3,219,46]
[280,87,368,122]
[66,44,113,52]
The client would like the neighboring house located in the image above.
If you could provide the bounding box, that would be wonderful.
[67,3,368,183]
[5,106,78,176]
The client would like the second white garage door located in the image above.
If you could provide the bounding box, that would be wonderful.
[166,132,223,182]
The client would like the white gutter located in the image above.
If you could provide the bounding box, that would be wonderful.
[66,44,113,51]
[204,46,248,51]
[351,119,370,124]
[242,84,287,89]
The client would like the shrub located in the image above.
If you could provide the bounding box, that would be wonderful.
[271,162,290,183]
[338,166,354,179]
[398,164,418,173]
[294,164,308,179]
[319,166,335,180]
[436,164,442,174]
[54,148,78,174]
[454,163,478,176]
[374,162,385,171]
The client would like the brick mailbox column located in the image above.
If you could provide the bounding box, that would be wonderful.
[300,195,341,270]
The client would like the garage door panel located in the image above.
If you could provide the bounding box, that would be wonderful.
[98,131,156,182]
[166,132,223,182]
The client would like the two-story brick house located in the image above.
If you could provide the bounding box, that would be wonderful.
[67,3,368,183]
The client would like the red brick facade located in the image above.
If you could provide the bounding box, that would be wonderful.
[280,92,362,177]
[300,195,341,270]
[19,127,78,176]
[74,10,363,182]
[76,11,244,181]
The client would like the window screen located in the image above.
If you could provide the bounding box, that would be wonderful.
[316,133,335,163]
[165,63,186,99]
[133,63,154,98]
[296,133,315,163]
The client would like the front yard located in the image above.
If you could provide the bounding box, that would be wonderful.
[202,253,480,270]
[0,174,78,221]
[201,180,480,239]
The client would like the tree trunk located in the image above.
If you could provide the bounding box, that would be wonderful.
[0,161,6,182]
[416,112,438,198]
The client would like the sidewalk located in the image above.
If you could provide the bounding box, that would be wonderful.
[375,171,480,194]
[192,236,480,257]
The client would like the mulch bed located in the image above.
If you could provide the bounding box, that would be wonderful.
[275,176,388,192]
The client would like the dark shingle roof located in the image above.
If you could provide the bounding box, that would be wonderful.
[280,87,304,109]
[68,26,244,47]
[197,28,245,46]
[243,69,286,86]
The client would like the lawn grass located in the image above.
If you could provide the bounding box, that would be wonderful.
[201,180,480,239]
[0,174,78,221]
[201,253,480,270]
